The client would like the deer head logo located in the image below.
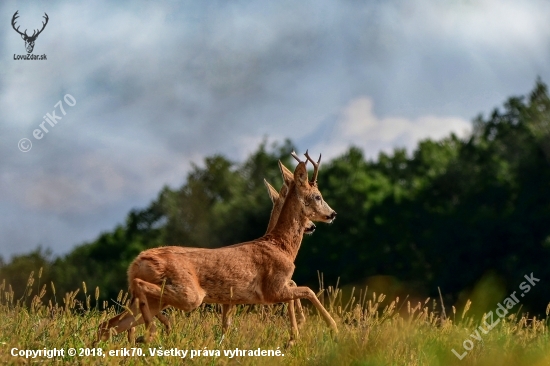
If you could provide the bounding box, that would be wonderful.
[12,11,49,54]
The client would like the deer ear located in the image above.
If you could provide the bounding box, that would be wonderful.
[278,160,294,187]
[293,162,310,189]
[263,179,279,204]
[279,183,289,199]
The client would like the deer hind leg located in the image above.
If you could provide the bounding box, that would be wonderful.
[128,325,136,344]
[131,277,204,343]
[133,312,175,344]
[156,313,172,334]
[128,312,171,344]
[95,297,141,345]
[133,312,172,344]
[132,279,160,343]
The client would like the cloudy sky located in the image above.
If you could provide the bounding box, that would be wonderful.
[1,0,549,259]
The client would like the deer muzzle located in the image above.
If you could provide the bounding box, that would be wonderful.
[305,223,316,235]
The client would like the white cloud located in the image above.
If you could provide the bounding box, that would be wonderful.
[315,97,472,160]
[0,0,549,258]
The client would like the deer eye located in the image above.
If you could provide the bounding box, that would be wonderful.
[315,195,321,201]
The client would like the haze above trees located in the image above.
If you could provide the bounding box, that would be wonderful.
[2,80,549,315]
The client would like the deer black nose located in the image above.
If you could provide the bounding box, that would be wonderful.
[326,211,337,220]
[305,223,316,235]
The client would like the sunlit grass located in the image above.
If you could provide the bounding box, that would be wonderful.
[1,271,549,365]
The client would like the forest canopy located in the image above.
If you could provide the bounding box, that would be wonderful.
[2,80,550,316]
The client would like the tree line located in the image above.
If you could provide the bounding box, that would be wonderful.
[2,80,550,316]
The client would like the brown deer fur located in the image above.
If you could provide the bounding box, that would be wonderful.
[96,153,337,344]
[124,162,311,344]
[220,163,310,342]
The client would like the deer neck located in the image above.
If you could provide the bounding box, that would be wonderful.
[267,185,306,260]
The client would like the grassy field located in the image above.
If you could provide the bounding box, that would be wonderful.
[1,272,550,365]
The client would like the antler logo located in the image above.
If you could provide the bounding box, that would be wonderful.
[11,11,49,54]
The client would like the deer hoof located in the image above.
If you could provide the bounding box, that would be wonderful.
[284,339,296,349]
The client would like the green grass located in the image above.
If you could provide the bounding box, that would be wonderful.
[1,272,549,365]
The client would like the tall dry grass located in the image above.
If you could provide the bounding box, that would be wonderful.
[1,270,549,365]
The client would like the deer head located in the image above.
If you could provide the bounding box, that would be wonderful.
[291,151,336,224]
[12,11,49,54]
[264,168,316,235]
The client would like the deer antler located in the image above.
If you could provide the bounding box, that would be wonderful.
[32,13,49,39]
[11,12,49,40]
[11,11,26,37]
[290,151,303,164]
[304,150,321,183]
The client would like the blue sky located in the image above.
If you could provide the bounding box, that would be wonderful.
[1,0,549,258]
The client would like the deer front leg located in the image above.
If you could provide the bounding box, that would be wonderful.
[286,281,301,347]
[287,297,298,348]
[294,299,306,326]
[289,280,306,327]
[221,304,235,334]
[280,285,338,334]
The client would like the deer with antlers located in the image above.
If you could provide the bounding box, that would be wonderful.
[11,11,49,54]
[96,151,337,345]
[124,161,312,344]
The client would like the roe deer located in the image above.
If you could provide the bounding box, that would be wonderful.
[96,151,337,345]
[126,162,312,343]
